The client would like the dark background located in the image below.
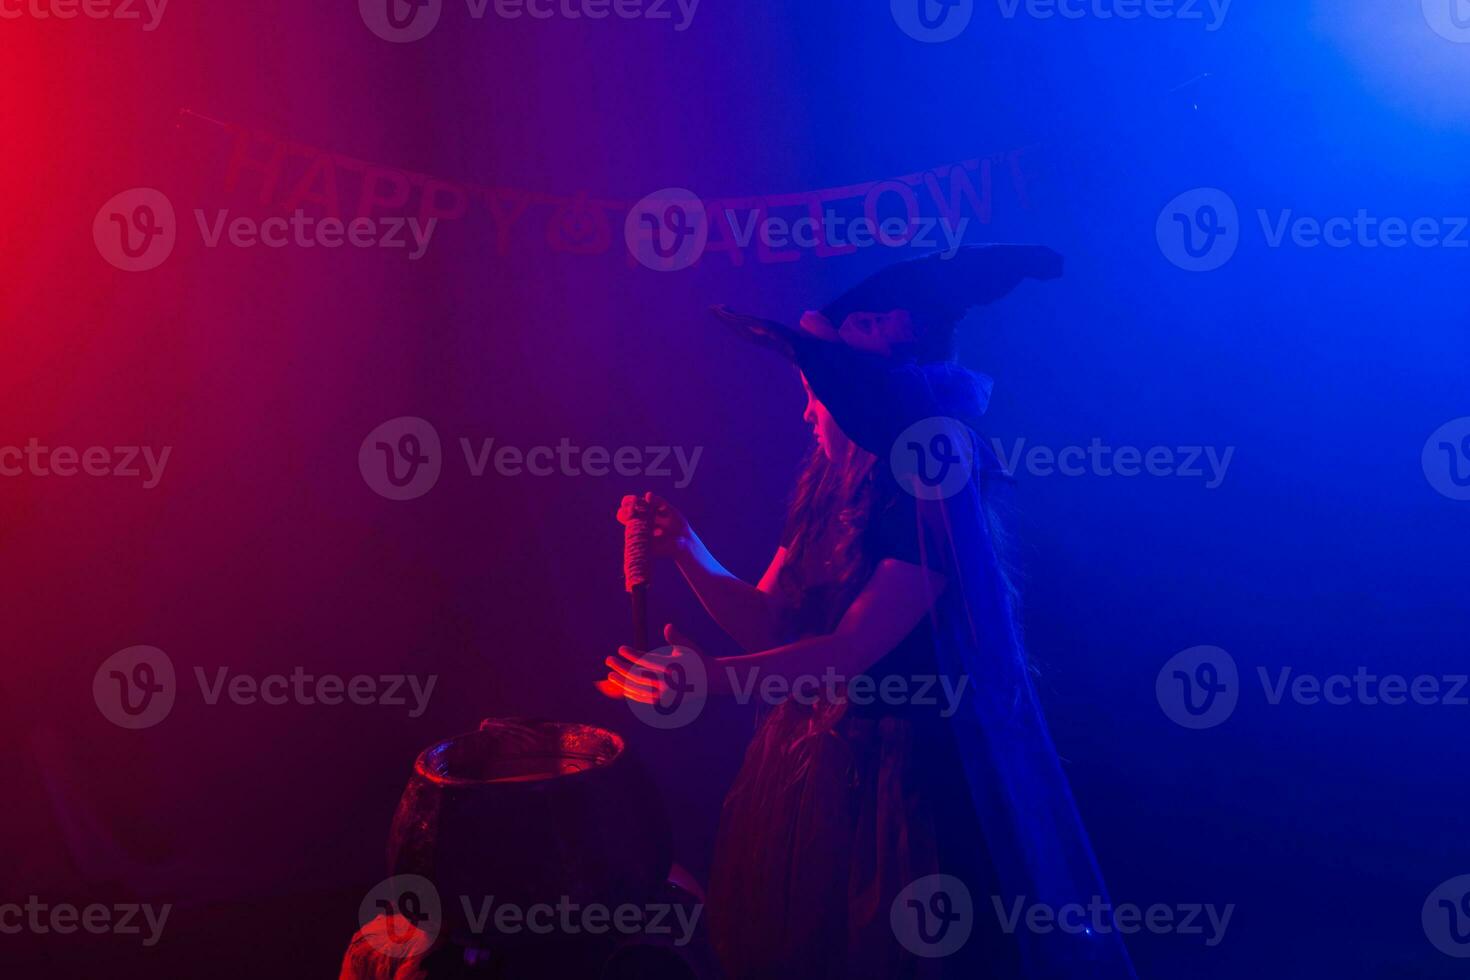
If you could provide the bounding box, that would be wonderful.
[2,0,1468,976]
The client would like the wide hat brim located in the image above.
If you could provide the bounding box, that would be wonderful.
[710,304,994,462]
[821,243,1063,329]
[710,243,1062,367]
[710,243,1061,462]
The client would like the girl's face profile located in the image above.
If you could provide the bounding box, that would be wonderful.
[800,373,851,463]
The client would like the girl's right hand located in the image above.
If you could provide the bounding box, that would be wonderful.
[617,492,694,560]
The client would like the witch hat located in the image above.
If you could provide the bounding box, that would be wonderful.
[710,243,1061,461]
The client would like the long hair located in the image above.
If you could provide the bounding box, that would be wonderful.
[776,444,882,635]
[777,434,1024,648]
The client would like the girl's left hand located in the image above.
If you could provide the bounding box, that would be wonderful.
[595,623,722,703]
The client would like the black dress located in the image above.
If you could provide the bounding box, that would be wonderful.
[707,494,1021,979]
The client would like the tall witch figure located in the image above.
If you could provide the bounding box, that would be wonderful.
[600,244,1136,979]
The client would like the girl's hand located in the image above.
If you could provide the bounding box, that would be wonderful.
[595,623,726,705]
[616,492,694,560]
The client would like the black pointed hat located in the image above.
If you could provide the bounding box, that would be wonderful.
[711,243,1061,461]
[819,243,1063,335]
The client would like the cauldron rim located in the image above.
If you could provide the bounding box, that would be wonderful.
[411,720,627,788]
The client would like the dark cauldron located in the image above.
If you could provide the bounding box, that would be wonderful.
[387,719,672,948]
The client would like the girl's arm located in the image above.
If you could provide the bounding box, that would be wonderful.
[601,560,946,706]
[673,535,788,653]
[713,558,946,685]
[619,492,787,653]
